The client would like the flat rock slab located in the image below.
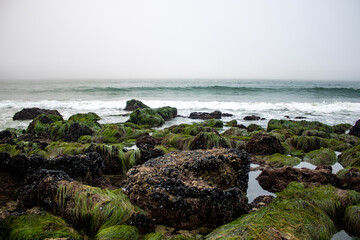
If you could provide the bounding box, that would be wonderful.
[125,148,250,229]
[13,108,62,120]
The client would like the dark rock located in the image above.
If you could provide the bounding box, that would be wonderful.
[221,113,233,117]
[245,134,284,155]
[349,119,360,137]
[338,167,360,192]
[61,122,93,142]
[13,108,62,120]
[136,134,162,149]
[189,111,222,120]
[0,152,103,183]
[125,148,250,229]
[249,195,274,212]
[295,116,307,119]
[256,166,339,192]
[243,115,261,121]
[124,99,149,111]
[0,130,15,144]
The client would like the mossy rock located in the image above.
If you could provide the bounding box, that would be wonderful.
[0,143,22,156]
[222,127,248,138]
[325,138,352,152]
[343,204,360,237]
[263,153,301,167]
[302,130,329,138]
[333,123,352,134]
[156,106,177,121]
[155,145,177,154]
[285,135,327,153]
[167,124,217,136]
[68,112,101,122]
[188,132,230,150]
[247,124,264,132]
[95,225,141,240]
[268,129,295,142]
[329,133,359,147]
[128,108,165,128]
[27,114,64,137]
[336,166,360,179]
[45,141,89,158]
[225,119,238,127]
[304,148,336,166]
[267,119,335,135]
[50,119,99,142]
[206,182,360,240]
[338,145,360,167]
[0,212,82,240]
[57,181,151,237]
[124,99,149,111]
[144,232,203,240]
[94,124,148,143]
[152,129,171,138]
[200,119,223,128]
[161,133,193,150]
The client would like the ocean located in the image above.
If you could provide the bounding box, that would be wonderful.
[0,79,359,131]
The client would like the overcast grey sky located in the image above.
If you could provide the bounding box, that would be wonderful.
[0,0,359,81]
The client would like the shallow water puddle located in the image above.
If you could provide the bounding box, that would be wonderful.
[247,164,275,202]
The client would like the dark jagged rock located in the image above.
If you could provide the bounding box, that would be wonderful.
[256,166,339,192]
[243,115,261,121]
[138,146,164,165]
[0,130,15,144]
[0,152,103,183]
[136,134,162,149]
[245,134,284,155]
[249,195,274,212]
[125,148,250,229]
[349,119,360,137]
[18,169,72,210]
[13,108,62,120]
[59,122,93,142]
[124,99,149,111]
[189,111,222,120]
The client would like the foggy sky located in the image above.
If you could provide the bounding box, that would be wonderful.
[0,0,359,81]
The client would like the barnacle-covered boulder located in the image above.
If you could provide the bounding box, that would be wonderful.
[125,148,250,229]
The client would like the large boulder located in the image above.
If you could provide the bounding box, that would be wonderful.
[124,99,149,111]
[245,134,284,155]
[125,149,250,229]
[256,166,339,192]
[128,107,177,128]
[349,119,360,137]
[189,111,222,120]
[13,108,62,120]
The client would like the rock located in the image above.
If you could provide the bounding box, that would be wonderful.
[221,113,233,117]
[188,132,230,150]
[27,114,64,138]
[0,130,15,144]
[125,148,250,229]
[338,145,360,167]
[124,99,149,111]
[189,111,222,120]
[243,115,261,121]
[246,124,264,132]
[128,107,177,127]
[304,148,336,166]
[267,119,335,135]
[245,134,284,155]
[349,119,360,137]
[13,108,62,120]
[136,134,161,149]
[138,146,164,165]
[337,167,360,192]
[206,183,360,240]
[249,195,274,212]
[256,166,339,192]
[285,135,327,153]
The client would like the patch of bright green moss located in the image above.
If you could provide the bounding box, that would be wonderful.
[285,135,327,153]
[200,119,223,128]
[0,143,22,156]
[95,225,141,240]
[304,148,336,166]
[338,145,360,167]
[267,119,335,136]
[45,141,89,157]
[263,153,301,167]
[0,212,81,240]
[343,204,360,237]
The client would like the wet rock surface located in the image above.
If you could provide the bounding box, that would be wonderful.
[189,111,222,120]
[243,115,263,121]
[257,166,339,192]
[245,134,284,155]
[0,152,103,183]
[125,148,250,229]
[349,119,360,137]
[124,99,149,111]
[13,108,63,120]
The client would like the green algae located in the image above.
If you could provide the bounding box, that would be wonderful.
[95,225,141,240]
[225,119,238,127]
[57,181,146,238]
[45,141,89,157]
[247,124,264,132]
[144,232,204,240]
[152,129,171,138]
[338,145,360,167]
[268,129,295,142]
[343,204,360,237]
[0,143,21,156]
[206,182,360,240]
[68,112,101,122]
[267,119,335,135]
[285,135,327,153]
[154,145,177,154]
[222,127,249,138]
[200,119,223,128]
[336,166,360,179]
[162,133,193,150]
[0,212,81,240]
[94,123,148,143]
[27,114,63,137]
[302,130,329,138]
[128,108,165,128]
[188,132,230,150]
[263,153,301,167]
[304,148,336,166]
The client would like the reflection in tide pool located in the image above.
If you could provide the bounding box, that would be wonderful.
[247,170,275,203]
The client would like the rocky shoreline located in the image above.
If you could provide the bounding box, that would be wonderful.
[0,99,359,239]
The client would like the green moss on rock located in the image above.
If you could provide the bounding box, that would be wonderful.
[0,212,81,240]
[68,112,101,122]
[200,119,223,128]
[267,119,335,136]
[343,204,360,237]
[27,114,63,137]
[338,145,360,167]
[263,153,301,167]
[128,108,165,128]
[285,135,327,153]
[95,225,141,240]
[45,141,89,157]
[304,148,337,166]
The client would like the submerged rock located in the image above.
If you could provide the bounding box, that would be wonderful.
[189,111,222,120]
[257,166,339,192]
[125,148,250,229]
[13,108,62,120]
